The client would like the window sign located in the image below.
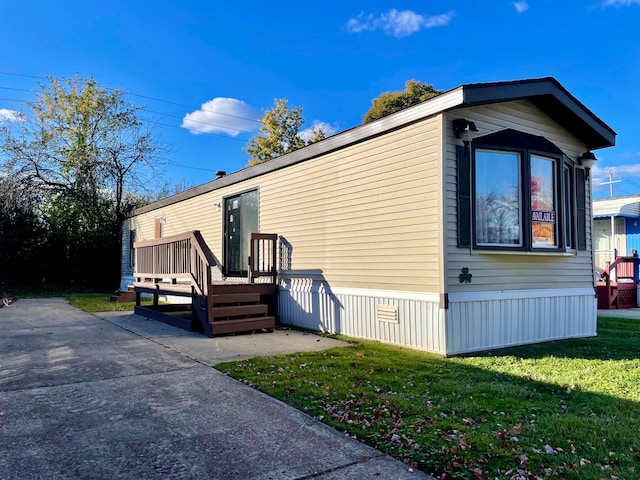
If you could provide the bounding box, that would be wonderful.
[475,150,522,246]
[531,155,557,247]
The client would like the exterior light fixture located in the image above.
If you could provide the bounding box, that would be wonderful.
[578,151,597,180]
[453,118,479,144]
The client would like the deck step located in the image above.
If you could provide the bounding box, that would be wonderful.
[210,316,275,335]
[110,290,137,303]
[212,293,260,305]
[211,283,277,295]
[213,304,267,318]
[133,281,194,296]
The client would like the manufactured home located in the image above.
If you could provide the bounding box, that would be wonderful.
[593,195,640,273]
[121,77,615,356]
[592,195,640,309]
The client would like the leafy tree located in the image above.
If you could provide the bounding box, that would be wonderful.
[0,76,167,290]
[363,80,443,123]
[244,98,326,166]
[1,76,167,223]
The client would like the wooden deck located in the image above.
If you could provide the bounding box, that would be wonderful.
[597,256,639,309]
[132,231,278,336]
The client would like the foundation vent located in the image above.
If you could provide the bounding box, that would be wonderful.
[377,304,399,323]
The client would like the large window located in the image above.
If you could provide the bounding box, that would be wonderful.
[530,155,558,248]
[475,150,522,246]
[457,128,585,252]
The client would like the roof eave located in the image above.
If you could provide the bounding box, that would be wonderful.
[459,77,616,150]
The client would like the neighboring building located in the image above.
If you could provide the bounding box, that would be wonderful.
[593,195,640,274]
[122,77,615,356]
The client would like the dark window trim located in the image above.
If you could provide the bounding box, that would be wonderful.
[470,141,566,253]
[456,145,471,248]
[562,162,576,251]
[129,229,136,269]
[576,168,587,250]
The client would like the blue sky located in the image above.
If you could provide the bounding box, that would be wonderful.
[1,0,639,198]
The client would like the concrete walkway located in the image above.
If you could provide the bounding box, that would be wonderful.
[598,308,640,319]
[0,298,432,480]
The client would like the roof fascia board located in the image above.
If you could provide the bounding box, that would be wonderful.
[460,78,616,148]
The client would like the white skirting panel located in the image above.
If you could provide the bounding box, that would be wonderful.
[446,288,597,355]
[278,279,447,354]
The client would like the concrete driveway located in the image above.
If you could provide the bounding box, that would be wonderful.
[0,298,432,479]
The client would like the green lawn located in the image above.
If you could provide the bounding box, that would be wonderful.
[65,292,139,312]
[218,317,640,480]
[6,291,153,312]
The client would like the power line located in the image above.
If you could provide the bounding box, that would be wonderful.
[146,109,254,134]
[0,86,36,94]
[127,92,261,124]
[0,71,45,80]
[0,97,250,142]
[167,163,220,172]
[0,71,262,124]
[0,95,255,140]
[154,122,247,141]
[0,96,29,105]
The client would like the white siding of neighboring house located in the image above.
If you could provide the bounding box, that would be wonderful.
[441,101,597,355]
[593,217,626,272]
[592,196,640,272]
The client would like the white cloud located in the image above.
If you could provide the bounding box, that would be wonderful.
[299,120,339,142]
[602,0,640,6]
[181,98,260,136]
[593,163,640,179]
[346,9,454,38]
[0,108,23,124]
[514,1,529,13]
[591,163,640,194]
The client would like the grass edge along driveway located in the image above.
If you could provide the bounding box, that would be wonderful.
[219,317,640,480]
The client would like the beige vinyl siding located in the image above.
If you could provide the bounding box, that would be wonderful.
[443,100,594,293]
[131,115,443,292]
[262,116,442,291]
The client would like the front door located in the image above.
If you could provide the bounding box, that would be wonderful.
[224,190,258,276]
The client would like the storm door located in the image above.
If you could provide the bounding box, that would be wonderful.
[224,190,258,276]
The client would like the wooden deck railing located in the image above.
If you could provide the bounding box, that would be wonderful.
[598,255,638,309]
[600,255,637,283]
[248,233,277,284]
[134,230,216,296]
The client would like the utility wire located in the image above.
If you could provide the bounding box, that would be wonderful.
[0,93,255,139]
[0,71,262,124]
[146,109,254,134]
